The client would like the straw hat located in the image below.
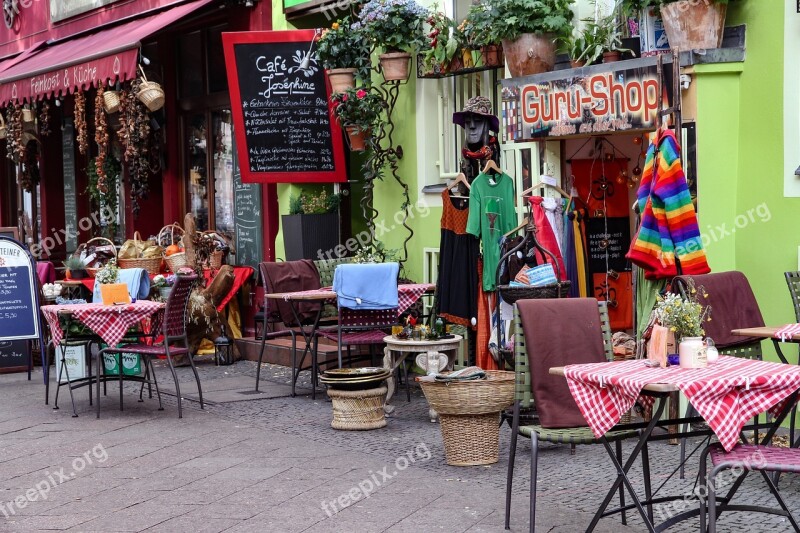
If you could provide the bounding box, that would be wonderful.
[453,95,499,133]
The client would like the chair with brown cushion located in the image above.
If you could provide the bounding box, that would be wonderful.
[505,299,647,532]
[96,273,202,419]
[257,260,324,396]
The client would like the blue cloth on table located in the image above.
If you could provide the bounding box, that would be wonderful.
[332,262,399,310]
[92,268,150,303]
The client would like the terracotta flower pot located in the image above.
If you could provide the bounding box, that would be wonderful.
[379,52,411,81]
[482,44,500,67]
[570,59,586,68]
[448,55,463,73]
[602,51,621,63]
[345,126,368,152]
[501,33,556,77]
[327,68,357,94]
[661,1,727,52]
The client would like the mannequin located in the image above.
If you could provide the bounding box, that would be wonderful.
[454,98,501,189]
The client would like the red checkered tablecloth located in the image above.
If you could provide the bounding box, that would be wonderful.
[775,324,800,341]
[42,301,165,348]
[275,283,433,316]
[563,356,800,451]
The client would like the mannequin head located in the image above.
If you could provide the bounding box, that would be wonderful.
[464,114,490,147]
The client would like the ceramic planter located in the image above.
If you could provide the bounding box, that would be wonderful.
[327,68,357,94]
[501,33,556,77]
[602,51,621,63]
[379,52,411,81]
[679,337,707,369]
[345,126,368,152]
[661,1,727,52]
[281,212,340,261]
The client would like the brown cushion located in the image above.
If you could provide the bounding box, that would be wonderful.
[517,298,607,428]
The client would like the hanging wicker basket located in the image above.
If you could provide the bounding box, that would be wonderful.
[0,113,6,139]
[103,90,121,114]
[136,66,165,112]
[117,231,163,275]
[21,108,34,124]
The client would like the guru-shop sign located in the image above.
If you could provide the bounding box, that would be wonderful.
[501,58,673,140]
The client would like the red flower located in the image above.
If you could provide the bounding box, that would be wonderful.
[356,89,367,99]
[341,94,348,102]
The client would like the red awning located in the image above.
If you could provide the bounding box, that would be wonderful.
[0,0,214,105]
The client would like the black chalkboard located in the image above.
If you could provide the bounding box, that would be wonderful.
[0,237,40,341]
[62,120,78,253]
[0,340,30,373]
[586,218,632,273]
[232,133,263,268]
[222,30,346,184]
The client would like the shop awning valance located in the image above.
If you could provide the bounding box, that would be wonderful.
[0,0,214,105]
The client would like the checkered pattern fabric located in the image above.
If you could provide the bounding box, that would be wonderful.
[277,283,432,317]
[563,356,800,451]
[42,301,165,348]
[774,323,800,342]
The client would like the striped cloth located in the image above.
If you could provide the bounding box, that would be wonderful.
[563,356,800,451]
[774,324,800,342]
[627,129,710,279]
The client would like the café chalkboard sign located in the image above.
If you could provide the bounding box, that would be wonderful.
[62,120,79,252]
[0,236,40,374]
[222,29,347,184]
[232,133,264,268]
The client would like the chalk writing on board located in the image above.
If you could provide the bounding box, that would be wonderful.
[586,218,632,273]
[232,132,263,269]
[0,238,39,341]
[62,121,78,252]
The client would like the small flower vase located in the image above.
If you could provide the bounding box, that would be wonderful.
[679,337,707,369]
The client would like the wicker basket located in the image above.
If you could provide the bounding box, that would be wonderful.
[439,413,502,465]
[209,250,224,270]
[327,385,388,430]
[76,237,117,277]
[103,90,121,114]
[158,224,188,272]
[0,113,6,139]
[137,67,165,112]
[496,281,571,304]
[21,108,34,123]
[117,231,163,275]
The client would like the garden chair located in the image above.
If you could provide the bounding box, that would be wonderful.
[783,271,800,443]
[505,298,647,532]
[311,263,399,400]
[673,271,766,477]
[257,260,323,396]
[95,273,202,418]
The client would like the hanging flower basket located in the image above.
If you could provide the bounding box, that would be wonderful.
[327,68,357,94]
[345,126,368,152]
[379,52,411,81]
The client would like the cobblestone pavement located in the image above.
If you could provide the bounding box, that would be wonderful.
[0,358,797,532]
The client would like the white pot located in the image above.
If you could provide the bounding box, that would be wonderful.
[679,337,707,369]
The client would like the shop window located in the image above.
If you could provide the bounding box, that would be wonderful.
[212,110,235,234]
[208,25,229,94]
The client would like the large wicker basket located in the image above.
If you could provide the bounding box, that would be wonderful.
[420,370,515,466]
[117,231,162,275]
[137,67,165,112]
[76,237,117,278]
[496,281,571,304]
[327,385,388,430]
[158,224,188,272]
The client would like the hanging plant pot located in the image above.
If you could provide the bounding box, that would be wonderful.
[482,44,500,67]
[379,52,411,82]
[103,90,121,114]
[602,51,621,63]
[345,126,368,152]
[327,68,357,94]
[661,1,727,52]
[501,33,556,77]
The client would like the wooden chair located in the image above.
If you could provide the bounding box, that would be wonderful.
[505,300,647,532]
[96,274,203,419]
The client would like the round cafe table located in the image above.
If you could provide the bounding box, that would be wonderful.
[382,334,462,416]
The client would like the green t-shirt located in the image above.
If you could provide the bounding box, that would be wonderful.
[466,172,517,291]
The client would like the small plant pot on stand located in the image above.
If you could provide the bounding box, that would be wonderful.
[327,68,357,94]
[379,52,411,81]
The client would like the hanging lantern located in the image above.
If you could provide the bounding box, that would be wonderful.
[633,166,642,176]
[214,335,234,366]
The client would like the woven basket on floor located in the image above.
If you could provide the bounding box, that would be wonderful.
[327,385,388,430]
[439,412,501,466]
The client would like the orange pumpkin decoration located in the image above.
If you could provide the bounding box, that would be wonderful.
[165,244,182,257]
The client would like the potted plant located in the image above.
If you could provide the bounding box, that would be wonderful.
[421,10,460,75]
[654,289,711,369]
[330,87,386,151]
[488,0,575,77]
[567,34,589,68]
[459,3,497,68]
[151,273,177,300]
[317,17,371,93]
[63,256,88,280]
[282,190,341,261]
[582,15,632,64]
[623,0,730,51]
[358,0,427,81]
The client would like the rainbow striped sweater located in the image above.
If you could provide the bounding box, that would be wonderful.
[626,129,710,279]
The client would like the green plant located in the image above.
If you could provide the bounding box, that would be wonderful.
[487,0,576,43]
[331,87,387,133]
[421,9,460,72]
[566,34,588,61]
[289,194,304,215]
[94,259,119,285]
[86,154,122,241]
[289,190,340,215]
[578,15,632,61]
[459,2,497,47]
[353,242,399,263]
[317,17,372,83]
[653,287,711,340]
[62,256,86,271]
[356,0,428,53]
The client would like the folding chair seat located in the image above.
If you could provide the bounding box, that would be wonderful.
[505,298,647,532]
[700,443,800,532]
[97,273,202,419]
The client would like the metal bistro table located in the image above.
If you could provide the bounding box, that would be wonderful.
[550,356,800,532]
[382,334,463,418]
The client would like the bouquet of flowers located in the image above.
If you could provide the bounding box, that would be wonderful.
[653,286,711,340]
[152,273,177,289]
